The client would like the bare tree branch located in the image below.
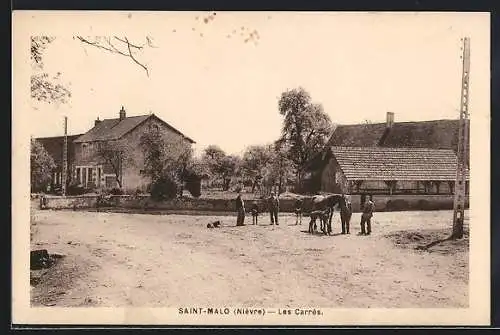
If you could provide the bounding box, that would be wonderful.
[146,36,157,48]
[114,36,143,49]
[124,36,149,76]
[75,35,150,77]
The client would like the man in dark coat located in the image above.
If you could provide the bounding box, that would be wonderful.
[360,195,375,235]
[235,191,246,226]
[268,192,280,225]
[294,198,303,225]
[340,194,352,234]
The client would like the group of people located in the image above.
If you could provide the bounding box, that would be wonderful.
[235,191,282,226]
[234,191,375,236]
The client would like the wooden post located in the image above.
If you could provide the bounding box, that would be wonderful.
[452,37,470,240]
[62,116,68,196]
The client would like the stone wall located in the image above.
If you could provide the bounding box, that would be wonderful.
[41,194,468,213]
[348,194,469,212]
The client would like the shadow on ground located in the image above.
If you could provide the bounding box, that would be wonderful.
[385,228,469,255]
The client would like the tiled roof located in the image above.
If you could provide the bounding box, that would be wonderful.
[328,119,469,153]
[381,119,469,151]
[74,115,150,143]
[327,122,388,147]
[331,146,469,181]
[74,114,195,143]
[35,134,83,167]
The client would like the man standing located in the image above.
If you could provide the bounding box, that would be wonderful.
[268,192,280,225]
[340,194,352,234]
[235,191,246,226]
[294,197,303,225]
[360,195,375,235]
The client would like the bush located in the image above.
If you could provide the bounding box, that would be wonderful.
[185,178,201,198]
[108,187,124,195]
[385,199,410,211]
[67,183,85,196]
[150,176,179,201]
[417,199,431,210]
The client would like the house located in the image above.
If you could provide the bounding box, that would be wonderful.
[302,112,470,195]
[71,106,195,192]
[312,146,469,196]
[34,134,83,191]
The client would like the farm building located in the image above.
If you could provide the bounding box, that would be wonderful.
[302,112,470,196]
[305,146,469,196]
[327,112,470,158]
[35,106,195,193]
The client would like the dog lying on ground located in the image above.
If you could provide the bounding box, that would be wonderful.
[207,220,221,229]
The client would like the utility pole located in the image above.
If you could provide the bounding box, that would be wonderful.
[62,116,68,196]
[451,37,470,239]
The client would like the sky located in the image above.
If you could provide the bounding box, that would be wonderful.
[22,11,490,157]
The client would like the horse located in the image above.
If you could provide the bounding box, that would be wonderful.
[308,208,332,234]
[310,194,348,235]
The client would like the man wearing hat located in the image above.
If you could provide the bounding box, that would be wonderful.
[268,191,280,225]
[235,190,246,226]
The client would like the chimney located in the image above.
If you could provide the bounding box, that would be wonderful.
[94,117,101,127]
[386,112,394,128]
[119,106,126,120]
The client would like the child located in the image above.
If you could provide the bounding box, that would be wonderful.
[360,195,375,235]
[251,201,259,225]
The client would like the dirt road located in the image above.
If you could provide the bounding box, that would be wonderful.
[30,208,469,308]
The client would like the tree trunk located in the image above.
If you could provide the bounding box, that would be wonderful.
[115,174,122,188]
[223,178,230,191]
[451,214,464,239]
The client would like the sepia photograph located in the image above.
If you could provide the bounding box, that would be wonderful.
[12,11,490,325]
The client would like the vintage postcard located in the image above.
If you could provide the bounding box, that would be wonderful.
[13,11,490,326]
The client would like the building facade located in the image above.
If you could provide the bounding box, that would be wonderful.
[35,106,195,193]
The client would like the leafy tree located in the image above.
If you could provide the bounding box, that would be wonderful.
[269,142,295,193]
[139,126,195,197]
[241,144,273,192]
[31,36,72,105]
[30,139,56,192]
[201,145,227,188]
[95,140,133,189]
[278,87,333,185]
[181,157,207,198]
[218,155,240,191]
[203,145,226,162]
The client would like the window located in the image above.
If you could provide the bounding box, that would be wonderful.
[82,143,88,157]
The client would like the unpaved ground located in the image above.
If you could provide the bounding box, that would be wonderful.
[30,207,469,308]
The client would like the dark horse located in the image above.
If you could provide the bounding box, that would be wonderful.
[310,193,348,235]
[308,208,331,234]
